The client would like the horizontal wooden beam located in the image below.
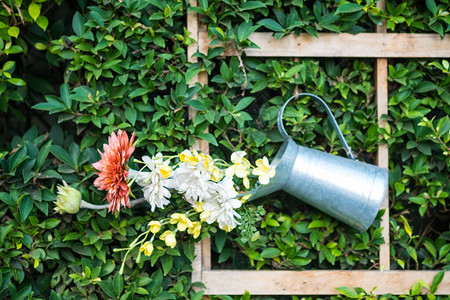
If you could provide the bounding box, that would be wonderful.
[199,32,450,58]
[202,270,450,295]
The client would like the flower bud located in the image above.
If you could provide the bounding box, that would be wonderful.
[139,241,154,256]
[54,181,81,214]
[149,221,161,234]
[160,230,177,248]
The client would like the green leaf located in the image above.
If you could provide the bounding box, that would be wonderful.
[239,1,266,11]
[426,0,438,15]
[260,247,281,258]
[112,273,123,298]
[431,270,444,293]
[183,242,195,262]
[0,225,13,247]
[36,16,49,31]
[60,83,71,108]
[8,146,28,172]
[257,19,284,32]
[416,81,438,93]
[407,246,418,262]
[38,218,61,229]
[160,255,173,276]
[191,291,205,300]
[48,145,75,168]
[128,88,150,99]
[410,282,421,296]
[98,281,115,299]
[439,244,449,259]
[63,232,81,241]
[335,3,364,14]
[90,11,105,27]
[335,286,359,298]
[234,97,254,111]
[20,196,33,222]
[0,192,15,206]
[185,67,202,82]
[423,241,437,258]
[196,133,218,146]
[262,106,279,121]
[28,3,41,21]
[251,131,266,147]
[72,12,85,36]
[36,141,51,171]
[8,27,20,38]
[215,230,226,253]
[308,220,326,228]
[3,61,15,71]
[187,100,208,111]
[6,78,26,86]
[125,107,137,126]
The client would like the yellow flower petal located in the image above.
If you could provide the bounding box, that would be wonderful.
[159,165,172,178]
[149,221,161,234]
[165,232,177,248]
[140,241,154,256]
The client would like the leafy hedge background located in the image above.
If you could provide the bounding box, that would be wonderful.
[0,0,449,299]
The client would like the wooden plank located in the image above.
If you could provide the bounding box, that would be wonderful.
[187,0,198,63]
[376,1,387,33]
[188,0,206,285]
[202,237,211,270]
[202,270,450,295]
[375,0,390,272]
[199,32,450,58]
[192,242,203,283]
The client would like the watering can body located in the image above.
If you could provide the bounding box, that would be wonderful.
[250,94,388,232]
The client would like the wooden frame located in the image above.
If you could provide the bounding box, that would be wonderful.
[188,0,450,295]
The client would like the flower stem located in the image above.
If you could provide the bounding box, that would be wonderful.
[79,198,146,210]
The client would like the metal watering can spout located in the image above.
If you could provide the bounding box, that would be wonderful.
[250,93,388,232]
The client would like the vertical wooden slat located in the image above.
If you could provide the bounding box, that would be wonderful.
[202,237,212,270]
[188,0,208,284]
[376,0,390,271]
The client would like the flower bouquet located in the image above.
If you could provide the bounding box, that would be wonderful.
[55,130,275,273]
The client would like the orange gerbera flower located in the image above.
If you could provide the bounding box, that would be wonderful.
[93,130,136,213]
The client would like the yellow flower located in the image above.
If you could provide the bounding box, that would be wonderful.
[159,164,172,178]
[160,230,177,248]
[139,241,154,256]
[193,202,204,212]
[239,194,252,203]
[211,166,223,182]
[187,221,202,239]
[54,181,81,214]
[221,224,234,232]
[149,221,161,234]
[179,149,198,164]
[200,210,211,222]
[225,151,251,188]
[170,213,193,231]
[252,157,275,184]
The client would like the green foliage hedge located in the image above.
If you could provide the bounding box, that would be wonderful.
[0,0,449,299]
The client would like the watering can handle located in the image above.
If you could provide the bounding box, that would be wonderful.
[277,93,356,160]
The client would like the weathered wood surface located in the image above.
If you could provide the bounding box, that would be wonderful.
[375,0,390,271]
[202,270,450,295]
[188,0,209,285]
[198,32,450,58]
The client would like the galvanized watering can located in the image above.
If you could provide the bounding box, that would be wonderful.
[250,93,388,231]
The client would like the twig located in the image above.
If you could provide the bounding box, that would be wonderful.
[79,198,146,210]
[2,2,12,16]
[14,3,24,24]
[233,46,248,96]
